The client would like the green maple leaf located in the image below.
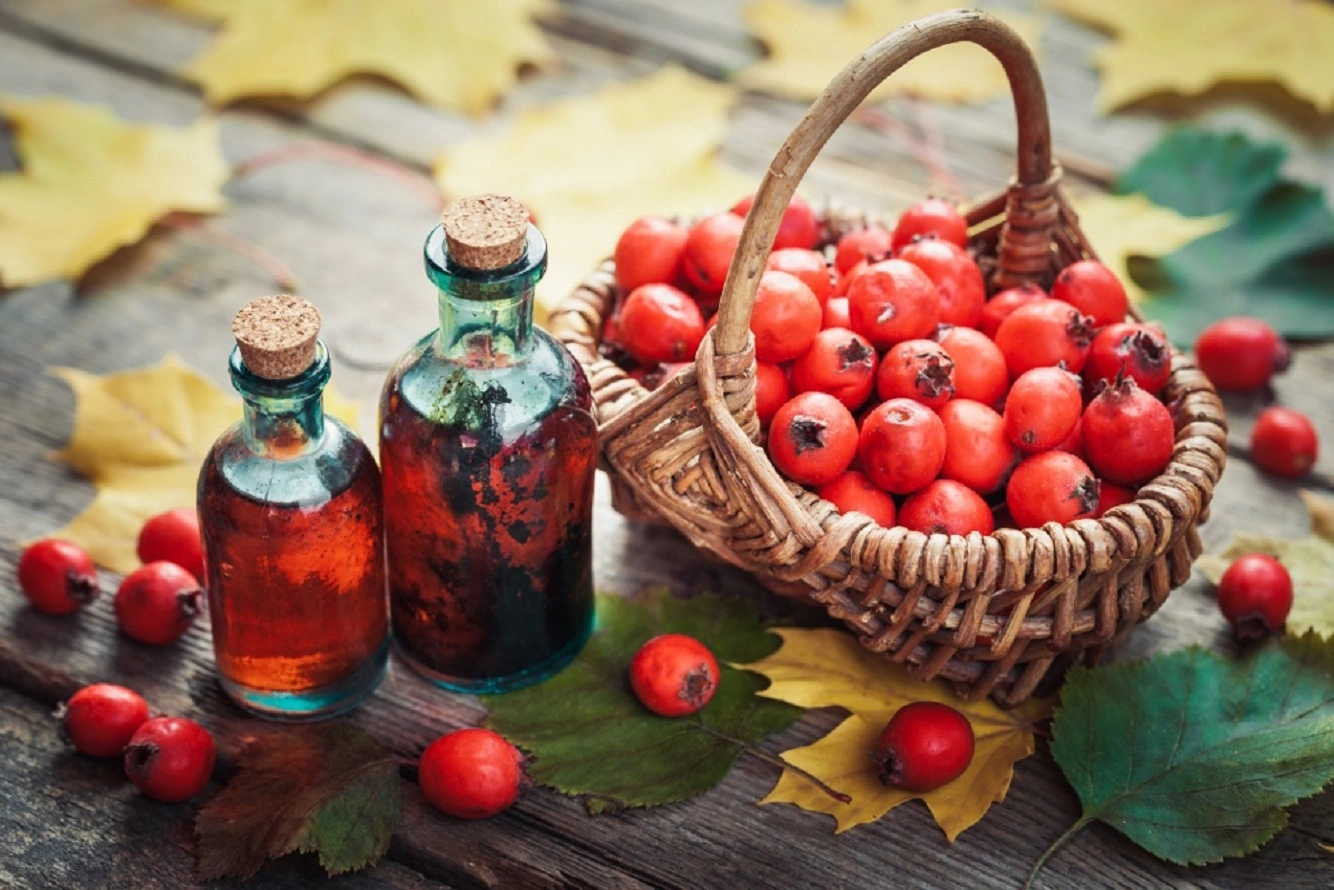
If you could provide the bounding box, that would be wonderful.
[484,590,803,813]
[195,724,401,880]
[1115,127,1334,345]
[1031,633,1334,884]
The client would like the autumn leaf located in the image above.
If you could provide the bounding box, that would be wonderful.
[1036,633,1334,881]
[195,724,401,879]
[739,0,1043,105]
[484,590,803,813]
[159,0,554,115]
[433,66,755,317]
[741,628,1049,840]
[48,354,361,572]
[1050,0,1334,114]
[1196,491,1334,639]
[0,96,228,288]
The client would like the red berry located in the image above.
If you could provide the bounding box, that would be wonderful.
[683,212,744,300]
[1082,377,1175,486]
[732,192,820,251]
[137,508,205,582]
[755,362,791,427]
[816,470,898,527]
[937,400,1018,495]
[629,633,720,717]
[619,283,705,365]
[847,259,940,349]
[823,296,852,330]
[1083,323,1172,396]
[419,728,524,819]
[1053,417,1084,458]
[1051,260,1128,327]
[1216,554,1293,641]
[898,480,994,536]
[767,392,859,486]
[1006,452,1099,527]
[751,271,823,363]
[16,539,99,616]
[124,716,216,803]
[995,300,1095,377]
[858,399,947,495]
[832,259,869,299]
[897,238,984,329]
[936,326,1009,407]
[873,701,974,792]
[614,216,688,292]
[1250,407,1318,478]
[58,684,150,758]
[876,339,955,409]
[114,561,202,646]
[891,198,969,254]
[766,248,835,305]
[1095,481,1136,517]
[1003,367,1082,453]
[1194,317,1290,392]
[834,227,893,275]
[980,284,1046,340]
[789,327,878,411]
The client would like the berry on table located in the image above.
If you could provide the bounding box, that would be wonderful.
[1051,259,1128,327]
[114,561,203,646]
[876,339,956,409]
[732,192,820,251]
[896,237,985,329]
[16,539,99,616]
[890,198,969,253]
[847,259,940,349]
[1216,553,1292,641]
[898,479,994,536]
[1082,377,1175,487]
[816,470,898,527]
[1003,367,1083,454]
[614,216,688,292]
[767,392,859,486]
[751,271,823,363]
[619,283,706,365]
[994,300,1095,377]
[683,212,745,301]
[873,701,974,792]
[1083,323,1172,396]
[124,716,216,803]
[790,327,878,411]
[1250,407,1318,478]
[57,683,150,758]
[419,728,525,819]
[937,399,1018,495]
[137,508,206,582]
[629,633,720,717]
[1194,316,1290,392]
[1006,451,1100,527]
[858,398,947,494]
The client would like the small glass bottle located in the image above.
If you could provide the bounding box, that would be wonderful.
[198,295,389,720]
[380,194,596,694]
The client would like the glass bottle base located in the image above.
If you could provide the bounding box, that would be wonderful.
[393,613,593,695]
[217,640,389,722]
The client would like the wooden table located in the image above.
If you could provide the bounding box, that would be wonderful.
[1,2,1332,887]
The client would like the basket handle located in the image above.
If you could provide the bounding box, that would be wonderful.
[712,8,1053,357]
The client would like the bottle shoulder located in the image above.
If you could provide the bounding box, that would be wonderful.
[202,418,378,508]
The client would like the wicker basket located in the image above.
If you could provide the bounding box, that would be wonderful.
[548,9,1227,706]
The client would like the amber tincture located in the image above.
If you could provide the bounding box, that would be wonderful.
[380,195,596,693]
[198,296,389,719]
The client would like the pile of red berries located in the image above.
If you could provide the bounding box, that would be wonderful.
[605,195,1182,533]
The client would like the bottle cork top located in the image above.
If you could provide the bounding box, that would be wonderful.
[441,194,529,270]
[231,295,321,380]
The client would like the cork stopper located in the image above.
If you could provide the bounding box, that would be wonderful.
[441,194,529,270]
[231,295,321,380]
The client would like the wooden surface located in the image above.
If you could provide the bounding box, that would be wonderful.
[1,2,1332,888]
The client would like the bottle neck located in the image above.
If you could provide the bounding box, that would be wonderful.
[230,344,330,459]
[424,223,547,369]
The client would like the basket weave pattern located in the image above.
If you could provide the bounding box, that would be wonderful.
[548,11,1227,706]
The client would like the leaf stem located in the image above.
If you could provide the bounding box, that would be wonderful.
[1025,816,1091,890]
[694,724,852,805]
[159,213,298,291]
[232,142,444,210]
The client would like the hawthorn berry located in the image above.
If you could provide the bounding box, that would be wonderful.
[419,728,525,819]
[114,561,203,646]
[890,198,969,253]
[751,271,823,363]
[16,539,99,616]
[1083,323,1172,396]
[683,212,744,301]
[936,326,1008,407]
[847,259,940,349]
[58,683,150,758]
[1194,317,1290,392]
[876,339,956,409]
[816,470,898,527]
[994,300,1095,377]
[858,398,947,495]
[1003,367,1082,454]
[897,238,985,329]
[614,216,688,292]
[789,327,878,411]
[1053,417,1084,458]
[1051,260,1128,327]
[766,248,835,305]
[767,392,859,486]
[137,508,205,582]
[1250,407,1318,478]
[937,400,1018,495]
[1216,554,1293,641]
[755,362,791,427]
[619,283,706,365]
[898,480,994,536]
[629,633,720,717]
[873,701,974,792]
[124,716,216,803]
[1095,481,1136,517]
[732,192,820,251]
[832,259,869,299]
[823,296,852,330]
[1006,452,1099,528]
[979,284,1046,340]
[1082,377,1175,487]
[834,226,893,275]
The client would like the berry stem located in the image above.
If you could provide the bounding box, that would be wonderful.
[232,142,444,210]
[158,213,299,292]
[1025,816,1092,890]
[694,724,851,805]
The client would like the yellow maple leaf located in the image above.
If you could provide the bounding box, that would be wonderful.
[159,0,554,115]
[48,355,361,573]
[0,96,228,288]
[740,627,1050,839]
[1068,193,1228,304]
[433,66,755,318]
[738,0,1043,105]
[1050,0,1334,114]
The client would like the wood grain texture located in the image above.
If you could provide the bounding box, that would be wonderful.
[1,1,1333,888]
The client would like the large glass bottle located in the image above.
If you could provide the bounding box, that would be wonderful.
[380,194,596,694]
[198,295,389,720]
